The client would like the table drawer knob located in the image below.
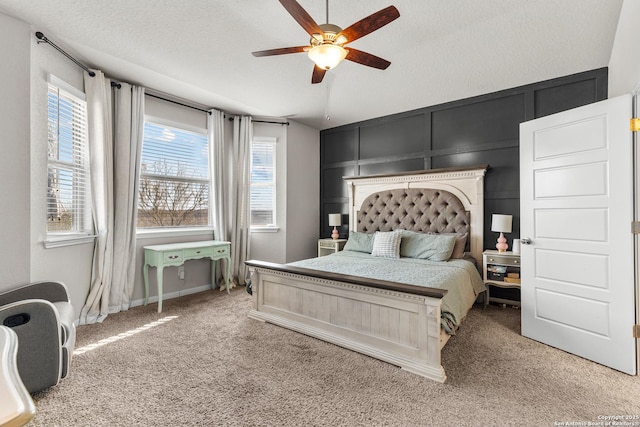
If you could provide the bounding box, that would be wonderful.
[168,255,179,260]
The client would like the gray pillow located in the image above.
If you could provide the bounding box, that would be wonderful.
[430,232,468,259]
[399,230,456,261]
[343,231,374,253]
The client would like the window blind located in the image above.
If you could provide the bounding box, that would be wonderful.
[47,83,91,234]
[138,121,210,228]
[250,140,276,226]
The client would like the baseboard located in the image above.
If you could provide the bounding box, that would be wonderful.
[129,284,213,308]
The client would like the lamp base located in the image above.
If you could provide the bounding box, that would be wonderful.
[496,232,508,252]
[332,226,339,240]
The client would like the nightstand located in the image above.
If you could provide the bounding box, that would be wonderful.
[318,238,346,257]
[482,250,521,307]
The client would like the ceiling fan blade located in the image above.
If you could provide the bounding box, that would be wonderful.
[252,46,308,57]
[311,65,326,84]
[339,5,400,44]
[279,0,323,37]
[345,48,391,70]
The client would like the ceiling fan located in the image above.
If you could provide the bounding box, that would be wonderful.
[252,0,400,84]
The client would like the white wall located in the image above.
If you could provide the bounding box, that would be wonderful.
[249,120,320,264]
[285,121,319,262]
[608,0,640,97]
[0,14,31,290]
[250,121,288,263]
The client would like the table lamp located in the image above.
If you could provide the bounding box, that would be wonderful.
[329,213,341,240]
[491,214,512,252]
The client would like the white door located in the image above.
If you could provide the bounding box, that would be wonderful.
[520,94,636,374]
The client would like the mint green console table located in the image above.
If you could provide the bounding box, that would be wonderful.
[143,240,231,313]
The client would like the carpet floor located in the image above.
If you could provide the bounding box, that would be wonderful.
[27,288,640,426]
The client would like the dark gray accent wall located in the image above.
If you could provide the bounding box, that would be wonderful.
[320,68,608,250]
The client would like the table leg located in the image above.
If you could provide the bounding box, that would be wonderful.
[143,264,150,306]
[211,258,216,290]
[156,266,164,313]
[225,256,231,293]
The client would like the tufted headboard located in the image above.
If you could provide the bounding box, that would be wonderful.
[357,188,471,251]
[344,166,488,266]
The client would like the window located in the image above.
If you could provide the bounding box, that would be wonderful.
[137,120,210,228]
[46,77,91,235]
[250,137,277,228]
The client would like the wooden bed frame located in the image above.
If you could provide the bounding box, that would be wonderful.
[246,166,487,382]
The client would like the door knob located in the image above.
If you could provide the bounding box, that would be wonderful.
[521,238,532,245]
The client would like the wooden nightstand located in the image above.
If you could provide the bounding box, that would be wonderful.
[318,238,346,257]
[482,250,521,307]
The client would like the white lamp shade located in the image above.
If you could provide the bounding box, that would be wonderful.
[308,44,347,70]
[491,214,512,233]
[328,213,342,227]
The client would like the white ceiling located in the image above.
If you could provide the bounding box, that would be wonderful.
[0,0,624,130]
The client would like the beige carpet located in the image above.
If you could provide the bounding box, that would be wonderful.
[27,288,639,426]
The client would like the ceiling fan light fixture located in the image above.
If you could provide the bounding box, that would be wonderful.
[308,44,347,70]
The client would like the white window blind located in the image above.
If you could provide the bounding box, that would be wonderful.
[47,82,91,235]
[138,120,210,228]
[250,139,276,227]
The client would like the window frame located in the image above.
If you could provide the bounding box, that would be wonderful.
[44,75,94,248]
[250,136,278,232]
[137,116,211,230]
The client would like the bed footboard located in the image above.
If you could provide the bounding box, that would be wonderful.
[246,260,448,382]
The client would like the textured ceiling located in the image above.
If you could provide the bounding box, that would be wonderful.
[0,0,624,130]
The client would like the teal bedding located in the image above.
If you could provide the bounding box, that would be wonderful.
[289,251,485,335]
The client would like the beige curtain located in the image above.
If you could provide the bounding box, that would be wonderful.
[109,84,145,312]
[230,115,252,286]
[208,109,229,289]
[80,72,145,324]
[208,112,252,289]
[80,70,113,324]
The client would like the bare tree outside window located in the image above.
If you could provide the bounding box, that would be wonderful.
[137,161,209,227]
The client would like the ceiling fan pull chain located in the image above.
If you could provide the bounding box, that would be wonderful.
[325,72,333,120]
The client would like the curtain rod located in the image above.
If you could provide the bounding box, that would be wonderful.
[35,32,95,77]
[228,117,289,126]
[254,120,289,126]
[145,93,212,115]
[34,32,123,89]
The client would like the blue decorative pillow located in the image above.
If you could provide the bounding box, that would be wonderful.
[399,230,456,261]
[371,231,402,259]
[343,231,375,253]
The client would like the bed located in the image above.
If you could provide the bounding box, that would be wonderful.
[246,165,488,382]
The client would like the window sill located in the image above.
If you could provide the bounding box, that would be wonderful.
[44,234,96,249]
[251,226,280,233]
[136,227,215,240]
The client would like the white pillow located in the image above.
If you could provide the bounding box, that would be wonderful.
[371,231,401,259]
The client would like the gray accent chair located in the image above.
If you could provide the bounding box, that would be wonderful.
[0,281,76,393]
[0,326,35,426]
